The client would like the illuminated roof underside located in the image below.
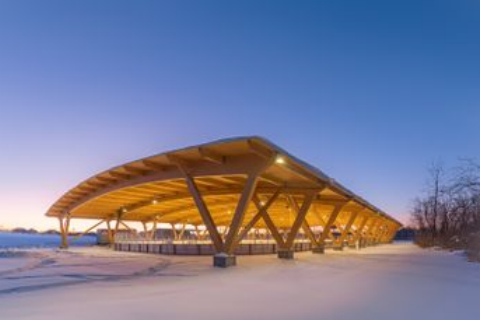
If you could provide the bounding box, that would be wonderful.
[46,136,402,230]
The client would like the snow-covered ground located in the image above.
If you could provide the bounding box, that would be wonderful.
[0,242,478,320]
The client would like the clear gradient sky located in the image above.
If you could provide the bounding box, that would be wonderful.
[0,0,479,230]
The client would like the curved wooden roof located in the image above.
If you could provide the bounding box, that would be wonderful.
[46,136,402,229]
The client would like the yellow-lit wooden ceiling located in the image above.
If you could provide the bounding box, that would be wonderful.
[46,136,401,229]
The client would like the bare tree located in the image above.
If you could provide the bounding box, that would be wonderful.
[411,159,480,261]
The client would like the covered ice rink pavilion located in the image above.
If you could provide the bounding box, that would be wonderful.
[47,137,401,267]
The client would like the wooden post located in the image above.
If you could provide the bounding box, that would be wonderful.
[150,220,157,240]
[112,213,121,246]
[317,203,347,247]
[142,222,148,239]
[183,174,224,252]
[58,216,69,249]
[224,173,259,254]
[352,215,369,247]
[232,190,281,249]
[365,218,381,245]
[222,226,229,239]
[253,195,286,247]
[194,225,200,240]
[336,208,363,248]
[170,223,179,241]
[313,209,335,241]
[374,223,387,243]
[284,192,316,249]
[106,220,114,245]
[287,195,319,248]
[179,224,187,240]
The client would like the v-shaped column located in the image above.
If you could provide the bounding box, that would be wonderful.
[223,173,259,254]
[334,208,364,250]
[273,192,317,259]
[172,155,274,267]
[287,195,320,250]
[231,189,283,250]
[58,215,70,249]
[183,174,225,252]
[352,215,369,249]
[312,201,349,254]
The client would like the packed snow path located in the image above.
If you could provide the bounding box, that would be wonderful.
[0,242,478,320]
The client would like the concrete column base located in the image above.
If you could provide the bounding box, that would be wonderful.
[312,246,325,254]
[277,249,294,259]
[213,253,236,268]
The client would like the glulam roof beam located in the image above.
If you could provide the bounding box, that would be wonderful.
[45,136,401,232]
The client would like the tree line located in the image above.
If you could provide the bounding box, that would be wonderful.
[410,159,479,261]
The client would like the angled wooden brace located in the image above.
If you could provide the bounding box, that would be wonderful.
[230,189,282,250]
[252,194,286,248]
[172,158,224,252]
[317,201,349,246]
[287,195,319,247]
[284,191,318,249]
[337,208,364,246]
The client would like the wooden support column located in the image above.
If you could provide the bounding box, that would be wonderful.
[365,218,381,245]
[314,202,348,253]
[150,220,157,240]
[109,212,122,246]
[222,226,229,239]
[301,219,318,247]
[252,195,285,248]
[179,224,187,240]
[381,224,395,243]
[194,225,200,240]
[374,223,387,243]
[183,174,224,252]
[373,221,386,244]
[172,152,275,266]
[142,222,148,238]
[106,220,114,245]
[232,189,281,249]
[360,218,375,246]
[283,192,317,251]
[352,215,369,248]
[386,224,398,242]
[378,227,388,243]
[203,228,210,240]
[313,209,335,241]
[224,173,259,254]
[58,215,70,249]
[287,195,319,249]
[170,223,179,241]
[335,208,363,249]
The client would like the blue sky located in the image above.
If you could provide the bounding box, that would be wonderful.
[0,0,478,229]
